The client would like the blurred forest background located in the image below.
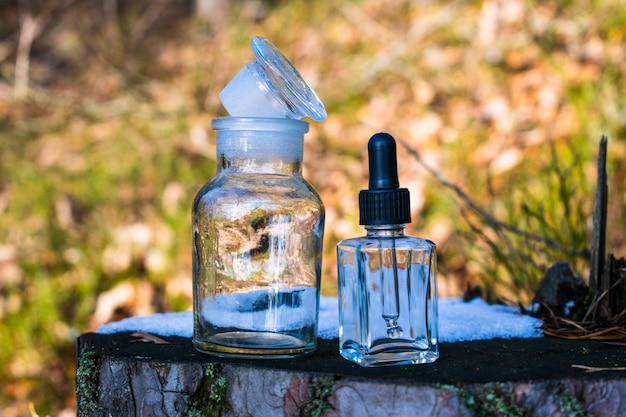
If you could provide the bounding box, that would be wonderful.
[1,0,625,415]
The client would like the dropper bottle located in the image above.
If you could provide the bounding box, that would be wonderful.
[337,132,439,367]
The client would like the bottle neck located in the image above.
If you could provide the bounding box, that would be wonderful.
[213,117,307,175]
[364,224,406,238]
[217,152,303,175]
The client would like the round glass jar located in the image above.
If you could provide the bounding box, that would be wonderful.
[192,117,325,358]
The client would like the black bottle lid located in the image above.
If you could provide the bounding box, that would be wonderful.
[359,133,411,225]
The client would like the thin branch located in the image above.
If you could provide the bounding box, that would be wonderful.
[15,0,49,99]
[129,0,170,46]
[338,3,455,87]
[397,138,588,257]
[572,364,626,373]
[582,276,624,322]
[15,3,36,99]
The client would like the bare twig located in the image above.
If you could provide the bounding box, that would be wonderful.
[582,276,624,322]
[572,364,626,373]
[15,0,51,99]
[397,138,588,257]
[15,3,36,99]
[338,4,455,87]
[129,0,170,46]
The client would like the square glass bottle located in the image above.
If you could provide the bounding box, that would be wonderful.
[337,133,438,367]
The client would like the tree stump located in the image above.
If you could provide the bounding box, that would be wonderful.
[77,332,626,417]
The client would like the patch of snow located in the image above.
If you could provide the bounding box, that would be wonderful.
[201,286,317,332]
[437,297,542,342]
[97,296,542,342]
[97,311,193,337]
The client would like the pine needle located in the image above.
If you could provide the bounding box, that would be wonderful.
[572,364,626,373]
[130,331,171,345]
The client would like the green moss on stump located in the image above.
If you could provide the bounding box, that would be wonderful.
[76,351,102,417]
[439,382,594,417]
[302,376,334,417]
[438,383,523,417]
[185,363,227,417]
[556,384,592,417]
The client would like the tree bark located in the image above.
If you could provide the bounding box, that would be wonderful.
[589,135,608,293]
[77,333,626,417]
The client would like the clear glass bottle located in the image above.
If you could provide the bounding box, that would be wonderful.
[337,133,438,367]
[192,117,325,358]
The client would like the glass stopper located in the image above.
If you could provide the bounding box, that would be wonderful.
[219,36,326,122]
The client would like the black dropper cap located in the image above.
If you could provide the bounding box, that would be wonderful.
[359,133,411,225]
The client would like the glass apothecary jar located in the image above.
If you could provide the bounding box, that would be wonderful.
[192,117,325,358]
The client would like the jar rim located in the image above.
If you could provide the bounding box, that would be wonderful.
[212,117,309,133]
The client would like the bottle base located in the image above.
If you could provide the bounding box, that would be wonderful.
[340,345,439,367]
[193,331,316,359]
